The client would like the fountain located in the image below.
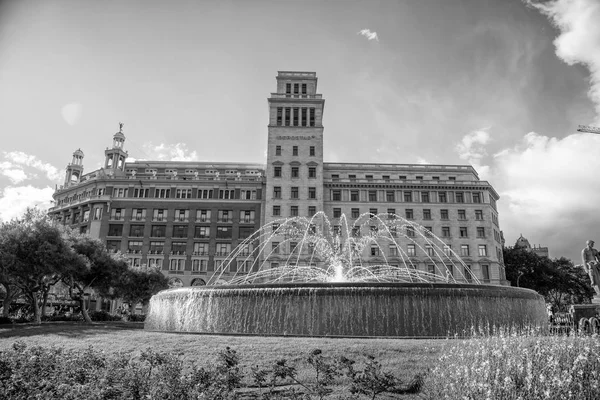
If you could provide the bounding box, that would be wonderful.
[145,212,548,337]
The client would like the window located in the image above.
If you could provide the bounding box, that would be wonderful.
[114,187,128,198]
[482,265,490,281]
[93,207,103,220]
[274,166,282,178]
[399,175,407,180]
[332,190,341,201]
[292,146,298,156]
[175,209,189,222]
[194,226,210,238]
[405,209,414,219]
[387,208,396,218]
[428,264,436,274]
[386,191,395,202]
[308,187,316,199]
[352,226,361,237]
[289,242,299,254]
[404,192,412,202]
[153,209,167,222]
[416,176,423,180]
[241,189,256,200]
[441,209,449,220]
[285,107,291,125]
[273,205,280,216]
[421,192,430,203]
[292,107,299,126]
[458,210,466,220]
[301,108,308,126]
[368,190,377,202]
[132,208,146,221]
[369,208,378,217]
[383,175,390,182]
[478,244,488,257]
[442,227,450,237]
[218,189,235,199]
[291,187,299,199]
[173,225,188,238]
[423,209,431,220]
[389,245,398,256]
[309,167,316,178]
[106,240,121,252]
[459,227,468,238]
[272,186,282,199]
[169,259,185,272]
[308,206,316,217]
[108,224,123,236]
[443,245,452,256]
[333,208,341,218]
[155,188,170,198]
[350,190,359,202]
[290,206,299,217]
[193,242,208,255]
[216,226,232,239]
[151,225,166,237]
[424,226,433,238]
[449,176,456,181]
[438,192,447,203]
[192,259,208,272]
[475,210,483,220]
[365,174,373,181]
[199,189,213,199]
[333,225,341,236]
[216,243,231,256]
[309,108,315,126]
[310,146,315,156]
[149,241,164,253]
[425,245,434,257]
[171,241,187,254]
[272,223,280,233]
[196,210,211,222]
[133,188,149,198]
[218,210,232,223]
[276,108,283,126]
[110,208,124,220]
[459,244,469,257]
[129,225,144,237]
[456,192,464,203]
[175,189,192,199]
[406,226,415,237]
[291,167,299,178]
[240,210,255,223]
[446,264,454,277]
[239,226,254,239]
[477,227,485,238]
[473,193,482,203]
[331,174,339,181]
[370,245,380,256]
[82,210,90,222]
[275,145,282,156]
[271,242,280,254]
[407,244,416,256]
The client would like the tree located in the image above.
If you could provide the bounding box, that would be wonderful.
[61,230,128,322]
[112,264,168,314]
[1,209,71,324]
[503,247,594,311]
[0,219,23,317]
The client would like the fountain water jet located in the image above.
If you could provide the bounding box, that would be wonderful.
[145,212,548,337]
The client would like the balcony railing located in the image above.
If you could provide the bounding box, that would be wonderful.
[270,93,322,99]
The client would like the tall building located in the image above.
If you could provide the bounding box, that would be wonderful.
[49,71,507,286]
[513,234,549,258]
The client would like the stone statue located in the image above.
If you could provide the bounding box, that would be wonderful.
[119,122,124,132]
[581,240,600,296]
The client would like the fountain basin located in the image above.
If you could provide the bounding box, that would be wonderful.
[145,283,548,337]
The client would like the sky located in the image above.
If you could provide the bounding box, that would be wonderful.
[1,0,599,263]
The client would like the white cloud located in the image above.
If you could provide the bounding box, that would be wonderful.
[0,185,54,222]
[528,0,600,124]
[489,131,600,259]
[416,157,430,165]
[2,151,62,182]
[456,129,491,180]
[141,143,199,162]
[357,29,379,42]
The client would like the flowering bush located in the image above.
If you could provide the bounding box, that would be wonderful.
[424,331,600,399]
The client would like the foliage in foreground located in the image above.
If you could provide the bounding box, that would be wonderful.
[424,332,600,400]
[0,342,422,400]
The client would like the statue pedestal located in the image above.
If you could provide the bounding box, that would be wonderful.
[592,296,600,305]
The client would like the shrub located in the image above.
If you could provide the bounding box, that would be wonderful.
[42,314,83,322]
[128,313,146,322]
[88,311,122,322]
[423,332,600,399]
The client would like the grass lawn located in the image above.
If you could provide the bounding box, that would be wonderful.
[0,322,446,399]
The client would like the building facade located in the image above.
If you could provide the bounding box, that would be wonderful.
[49,71,507,286]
